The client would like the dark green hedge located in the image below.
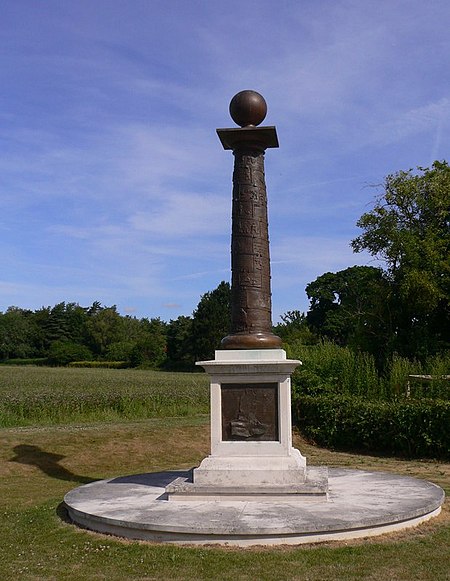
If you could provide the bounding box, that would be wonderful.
[0,358,48,366]
[68,360,129,369]
[294,395,450,459]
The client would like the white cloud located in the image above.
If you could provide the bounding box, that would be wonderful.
[369,98,450,146]
[270,234,375,318]
[128,192,229,237]
[273,235,371,274]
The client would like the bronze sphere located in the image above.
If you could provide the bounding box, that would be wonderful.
[229,90,267,127]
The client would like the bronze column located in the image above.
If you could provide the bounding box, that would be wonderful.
[217,90,282,350]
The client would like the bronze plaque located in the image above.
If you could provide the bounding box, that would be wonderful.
[221,383,279,441]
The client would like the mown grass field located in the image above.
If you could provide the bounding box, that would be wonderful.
[0,366,449,580]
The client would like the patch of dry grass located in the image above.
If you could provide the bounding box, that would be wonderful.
[0,418,449,580]
[0,418,210,509]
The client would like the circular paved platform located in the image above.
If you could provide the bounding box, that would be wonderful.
[64,468,444,546]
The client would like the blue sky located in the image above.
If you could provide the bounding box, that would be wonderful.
[1,0,449,322]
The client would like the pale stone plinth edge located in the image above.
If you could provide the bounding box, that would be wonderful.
[64,505,442,546]
[63,468,445,547]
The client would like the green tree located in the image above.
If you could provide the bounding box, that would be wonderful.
[351,161,450,359]
[119,315,144,343]
[305,266,392,361]
[129,318,168,368]
[165,315,194,370]
[105,340,136,363]
[86,305,122,356]
[190,281,231,360]
[63,302,90,344]
[33,304,67,351]
[105,316,168,367]
[0,307,39,360]
[273,311,317,345]
[47,340,93,366]
[34,302,90,352]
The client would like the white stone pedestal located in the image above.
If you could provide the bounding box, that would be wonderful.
[166,349,328,500]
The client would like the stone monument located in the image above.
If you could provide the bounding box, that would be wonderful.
[166,90,326,499]
[63,91,444,545]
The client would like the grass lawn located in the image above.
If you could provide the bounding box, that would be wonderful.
[1,415,449,581]
[0,366,448,579]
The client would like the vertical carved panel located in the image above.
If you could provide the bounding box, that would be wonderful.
[230,148,272,334]
[221,383,279,441]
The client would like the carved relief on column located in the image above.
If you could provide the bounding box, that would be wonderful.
[230,148,272,335]
[217,90,282,350]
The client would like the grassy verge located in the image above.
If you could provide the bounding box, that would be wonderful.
[0,418,449,581]
[0,366,209,426]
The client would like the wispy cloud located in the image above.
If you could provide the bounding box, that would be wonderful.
[1,1,449,318]
[271,234,374,317]
[128,193,229,237]
[369,98,450,146]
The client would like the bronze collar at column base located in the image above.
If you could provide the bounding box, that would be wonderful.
[221,332,282,350]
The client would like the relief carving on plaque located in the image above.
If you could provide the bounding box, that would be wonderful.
[221,383,279,441]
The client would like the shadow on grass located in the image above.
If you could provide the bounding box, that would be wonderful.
[10,444,95,484]
[57,501,74,524]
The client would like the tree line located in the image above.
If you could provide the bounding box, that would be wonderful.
[0,283,231,369]
[1,162,449,370]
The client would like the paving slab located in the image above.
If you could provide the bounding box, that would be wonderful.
[64,467,444,546]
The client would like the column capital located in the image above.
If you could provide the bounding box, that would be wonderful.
[216,126,279,151]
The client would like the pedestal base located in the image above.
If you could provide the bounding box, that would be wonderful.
[166,466,328,502]
[192,447,307,488]
[194,349,311,494]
